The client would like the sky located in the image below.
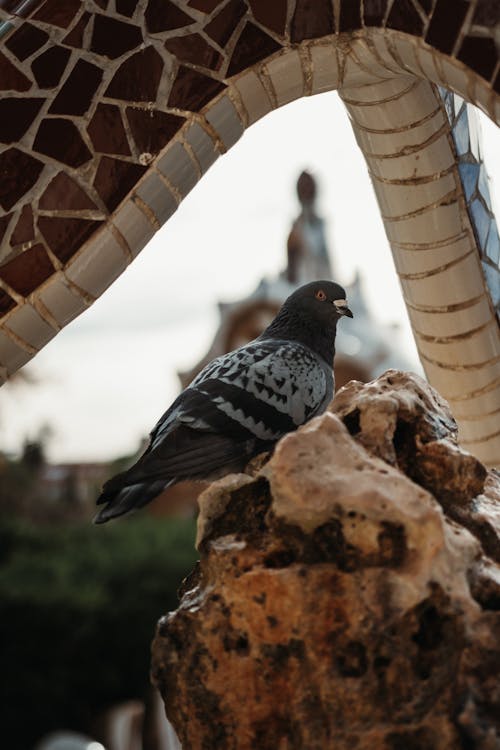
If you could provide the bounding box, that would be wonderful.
[1,91,499,463]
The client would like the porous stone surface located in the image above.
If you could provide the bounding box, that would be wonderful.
[152,371,500,750]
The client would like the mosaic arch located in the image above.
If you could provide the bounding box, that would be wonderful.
[0,0,499,464]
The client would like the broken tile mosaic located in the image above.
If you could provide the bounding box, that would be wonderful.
[39,173,98,211]
[0,243,54,296]
[38,216,103,264]
[87,104,131,156]
[33,118,92,168]
[105,46,163,102]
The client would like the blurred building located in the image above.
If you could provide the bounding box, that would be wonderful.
[179,171,413,390]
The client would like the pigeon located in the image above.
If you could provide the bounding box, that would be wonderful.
[94,280,353,524]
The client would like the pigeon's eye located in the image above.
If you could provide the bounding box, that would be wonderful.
[315,290,327,301]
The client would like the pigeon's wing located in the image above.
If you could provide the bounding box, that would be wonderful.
[168,338,333,442]
[95,340,332,523]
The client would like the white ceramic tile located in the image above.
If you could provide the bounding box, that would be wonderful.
[65,228,128,297]
[414,46,442,86]
[113,199,155,259]
[407,297,491,337]
[310,43,340,95]
[136,173,177,226]
[37,272,88,327]
[341,51,379,89]
[392,234,472,277]
[4,303,56,349]
[459,412,500,441]
[367,131,455,181]
[265,50,304,107]
[233,70,273,125]
[420,356,499,400]
[348,38,396,80]
[341,77,439,131]
[400,252,484,306]
[372,170,457,219]
[436,56,472,100]
[205,95,244,150]
[341,75,413,105]
[157,141,199,197]
[460,437,499,467]
[417,324,500,366]
[385,201,463,245]
[367,31,403,74]
[184,122,219,174]
[391,36,422,77]
[451,389,500,425]
[352,109,446,158]
[0,330,31,372]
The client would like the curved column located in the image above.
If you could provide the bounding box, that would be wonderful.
[0,0,498,462]
[339,73,500,465]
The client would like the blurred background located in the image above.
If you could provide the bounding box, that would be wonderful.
[0,91,498,749]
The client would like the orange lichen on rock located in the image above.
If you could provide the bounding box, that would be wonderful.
[151,371,500,750]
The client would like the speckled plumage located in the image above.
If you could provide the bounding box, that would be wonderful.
[94,280,352,523]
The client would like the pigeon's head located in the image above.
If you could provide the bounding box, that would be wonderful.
[285,280,353,323]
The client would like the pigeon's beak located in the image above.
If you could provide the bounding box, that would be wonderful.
[334,300,353,318]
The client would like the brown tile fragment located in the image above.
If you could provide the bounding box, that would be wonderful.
[33,0,80,28]
[363,0,388,26]
[0,213,14,245]
[145,0,194,33]
[31,45,71,88]
[0,0,20,12]
[0,148,44,212]
[105,46,164,102]
[387,0,423,34]
[49,59,103,116]
[39,173,97,211]
[426,0,468,54]
[0,243,54,296]
[91,14,143,59]
[291,0,334,41]
[38,216,102,263]
[0,289,16,316]
[458,36,497,81]
[168,65,225,110]
[33,118,92,168]
[248,0,287,36]
[165,33,222,69]
[494,68,500,95]
[93,156,147,212]
[116,0,138,17]
[0,51,32,91]
[0,97,44,143]
[10,204,34,245]
[5,23,49,61]
[63,11,91,48]
[338,0,362,33]
[87,104,131,155]
[227,22,282,76]
[418,0,433,13]
[205,0,247,46]
[126,107,185,156]
[473,0,500,26]
[188,0,221,11]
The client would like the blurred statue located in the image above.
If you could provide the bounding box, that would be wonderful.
[286,171,333,283]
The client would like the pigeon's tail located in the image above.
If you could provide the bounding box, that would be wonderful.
[93,477,175,524]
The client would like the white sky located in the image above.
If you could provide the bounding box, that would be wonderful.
[1,91,498,463]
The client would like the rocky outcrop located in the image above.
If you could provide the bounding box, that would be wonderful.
[151,371,500,750]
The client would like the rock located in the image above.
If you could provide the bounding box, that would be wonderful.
[151,371,500,750]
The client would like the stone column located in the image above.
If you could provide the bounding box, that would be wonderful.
[152,371,500,750]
